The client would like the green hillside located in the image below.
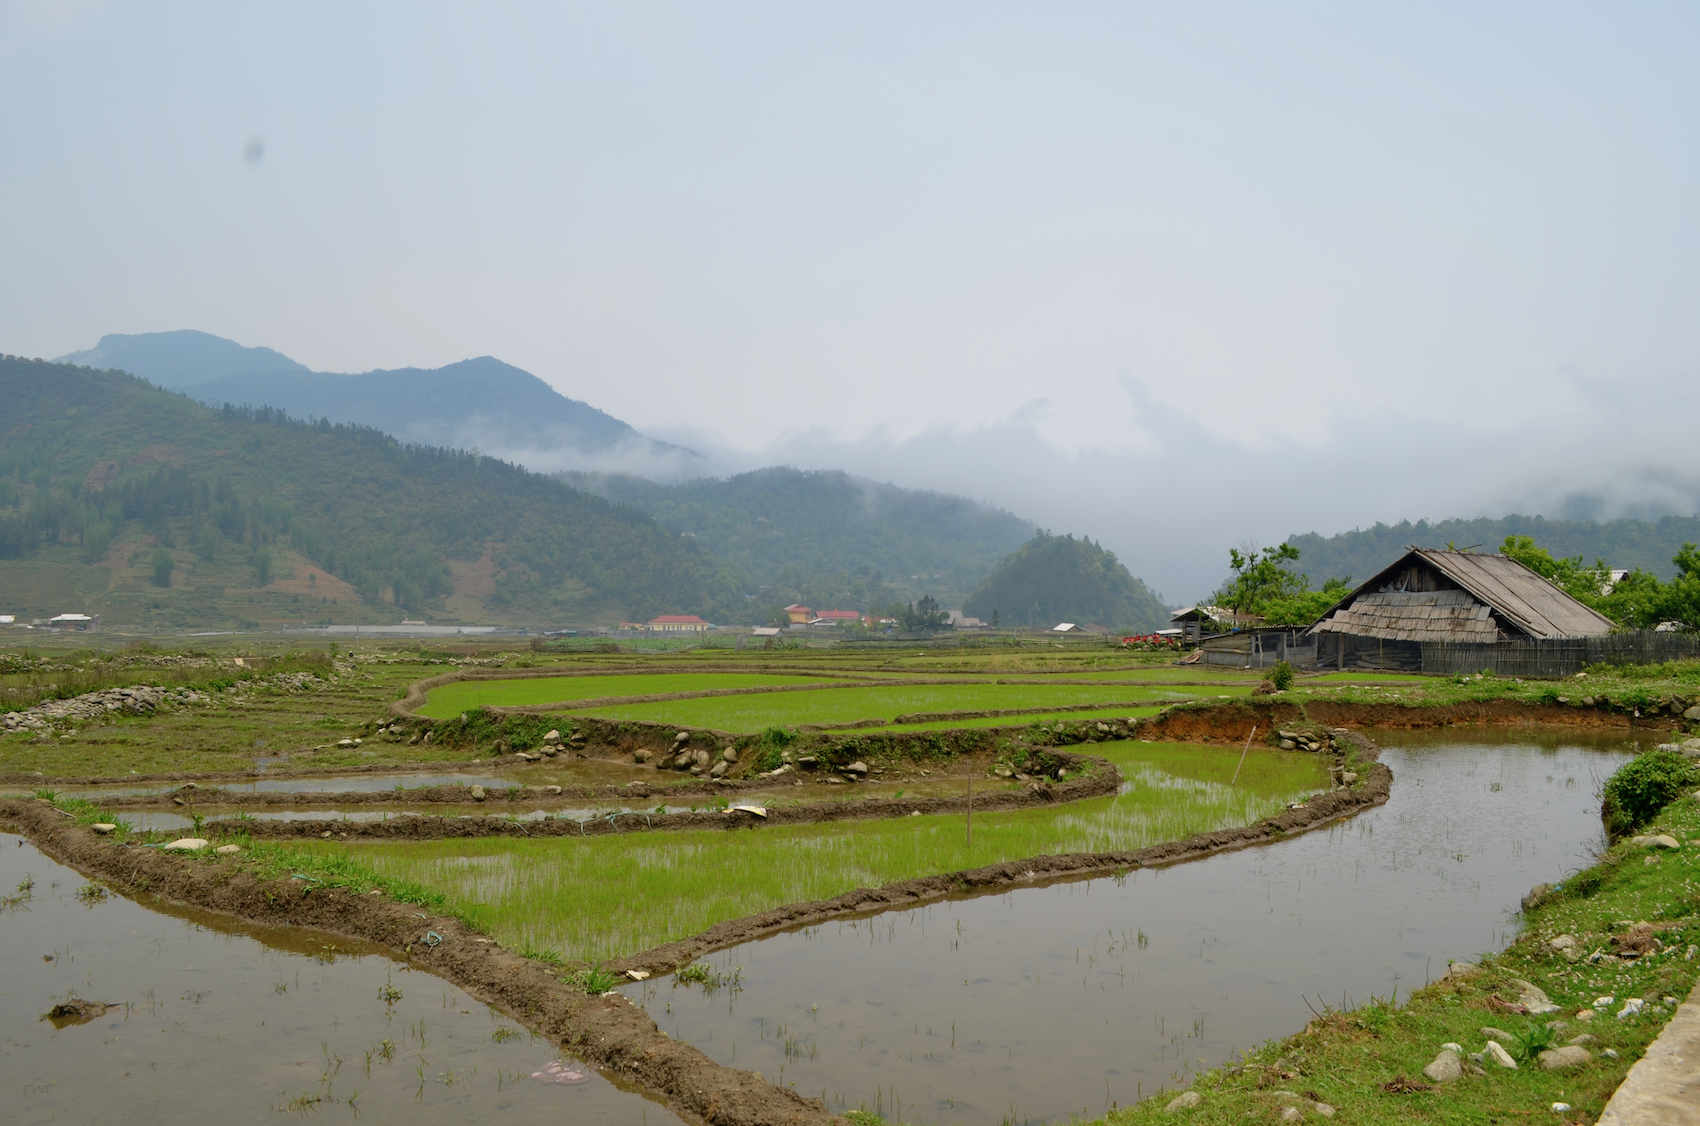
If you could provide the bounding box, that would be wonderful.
[0,356,726,630]
[961,532,1169,633]
[1287,514,1700,589]
[560,466,1036,613]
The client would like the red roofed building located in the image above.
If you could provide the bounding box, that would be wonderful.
[813,609,864,625]
[783,604,813,624]
[648,614,711,633]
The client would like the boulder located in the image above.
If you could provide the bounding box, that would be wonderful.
[543,785,563,795]
[723,747,739,762]
[215,844,241,855]
[1445,961,1481,979]
[693,748,711,768]
[1340,772,1358,784]
[709,761,728,778]
[543,729,561,744]
[1164,1091,1201,1111]
[90,823,117,835]
[1522,883,1554,911]
[845,761,869,775]
[633,749,651,764]
[1538,1046,1593,1071]
[674,731,691,744]
[469,785,486,801]
[1480,1027,1517,1042]
[1685,705,1700,721]
[1422,1050,1463,1083]
[1279,739,1297,750]
[1483,1041,1518,1069]
[673,751,693,770]
[162,838,209,851]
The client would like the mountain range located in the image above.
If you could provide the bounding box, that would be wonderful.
[58,331,697,478]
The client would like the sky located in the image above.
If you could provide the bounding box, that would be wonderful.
[4,2,1699,601]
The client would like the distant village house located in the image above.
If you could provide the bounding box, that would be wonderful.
[647,614,711,633]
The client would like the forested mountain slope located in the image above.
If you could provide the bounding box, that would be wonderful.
[962,532,1170,633]
[0,356,721,629]
[560,467,1037,613]
[1288,514,1700,588]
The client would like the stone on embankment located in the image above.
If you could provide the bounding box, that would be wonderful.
[1422,1050,1463,1083]
[1630,834,1681,850]
[1539,1046,1593,1070]
[709,761,728,778]
[469,785,486,801]
[845,761,868,775]
[1480,1026,1517,1042]
[163,838,209,851]
[1277,1108,1303,1123]
[1484,1041,1518,1068]
[1278,739,1297,750]
[1339,772,1357,784]
[722,747,738,762]
[215,844,241,855]
[1446,961,1480,979]
[693,748,711,768]
[633,749,651,763]
[1164,1090,1201,1111]
[1522,883,1554,911]
[90,823,116,835]
[543,729,560,744]
[674,731,690,744]
[1513,979,1561,1014]
[1549,934,1579,954]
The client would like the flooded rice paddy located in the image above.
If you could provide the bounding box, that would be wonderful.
[0,835,685,1126]
[626,733,1638,1124]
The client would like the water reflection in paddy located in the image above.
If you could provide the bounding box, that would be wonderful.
[627,733,1637,1124]
[0,835,685,1126]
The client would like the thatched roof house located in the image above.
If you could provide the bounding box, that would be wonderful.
[1305,548,1614,643]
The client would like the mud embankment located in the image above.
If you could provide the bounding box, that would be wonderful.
[1138,697,1693,744]
[170,766,1117,843]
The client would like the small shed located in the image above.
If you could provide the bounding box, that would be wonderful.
[1305,548,1615,670]
[1051,622,1086,634]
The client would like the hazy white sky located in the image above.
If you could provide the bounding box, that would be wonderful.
[4,2,1699,598]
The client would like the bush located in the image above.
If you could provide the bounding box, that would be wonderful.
[1270,660,1294,692]
[1601,748,1698,838]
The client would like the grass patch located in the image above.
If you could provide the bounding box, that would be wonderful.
[328,745,1329,962]
[417,672,854,718]
[1088,788,1700,1126]
[1304,672,1434,684]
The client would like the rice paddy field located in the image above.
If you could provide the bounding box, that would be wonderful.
[325,741,1330,962]
[415,671,850,718]
[420,676,1249,732]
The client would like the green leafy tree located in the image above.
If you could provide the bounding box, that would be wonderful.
[899,594,950,631]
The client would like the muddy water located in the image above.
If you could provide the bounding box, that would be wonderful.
[0,836,687,1126]
[627,734,1636,1124]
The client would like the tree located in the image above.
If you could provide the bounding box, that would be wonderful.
[1218,543,1308,615]
[899,594,950,631]
[150,546,173,588]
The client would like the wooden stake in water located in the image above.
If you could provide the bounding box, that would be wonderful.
[1230,725,1258,786]
[966,773,973,848]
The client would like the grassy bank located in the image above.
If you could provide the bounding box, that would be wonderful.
[1087,788,1700,1125]
[417,671,856,717]
[287,742,1328,962]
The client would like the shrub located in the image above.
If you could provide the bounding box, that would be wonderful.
[1270,660,1294,692]
[1601,748,1698,838]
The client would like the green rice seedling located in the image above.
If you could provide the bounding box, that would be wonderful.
[419,673,850,718]
[345,744,1326,962]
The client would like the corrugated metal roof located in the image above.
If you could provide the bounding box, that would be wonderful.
[1307,549,1616,642]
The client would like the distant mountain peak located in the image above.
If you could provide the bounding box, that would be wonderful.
[54,330,696,480]
[58,330,309,388]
